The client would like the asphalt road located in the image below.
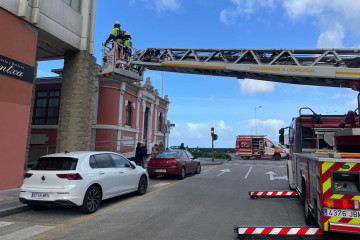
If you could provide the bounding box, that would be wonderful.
[0,158,356,240]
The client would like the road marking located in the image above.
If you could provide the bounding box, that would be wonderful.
[1,225,55,240]
[28,165,219,240]
[1,219,63,227]
[0,222,14,228]
[152,183,170,188]
[244,167,252,179]
[217,169,230,177]
[265,171,288,181]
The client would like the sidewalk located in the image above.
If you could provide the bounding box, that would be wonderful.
[0,157,226,218]
[0,188,29,218]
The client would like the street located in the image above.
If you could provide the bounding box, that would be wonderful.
[0,158,355,240]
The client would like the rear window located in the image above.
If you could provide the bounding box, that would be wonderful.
[155,151,179,158]
[32,157,78,171]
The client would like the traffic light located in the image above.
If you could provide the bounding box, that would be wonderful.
[211,127,218,141]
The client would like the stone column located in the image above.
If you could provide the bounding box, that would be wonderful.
[24,62,37,169]
[56,51,97,152]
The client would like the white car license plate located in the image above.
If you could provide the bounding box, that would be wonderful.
[155,169,166,173]
[324,208,360,218]
[31,192,50,199]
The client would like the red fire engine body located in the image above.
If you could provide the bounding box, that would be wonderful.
[281,107,360,234]
[236,135,286,160]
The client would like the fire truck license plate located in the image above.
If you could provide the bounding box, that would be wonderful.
[324,209,360,218]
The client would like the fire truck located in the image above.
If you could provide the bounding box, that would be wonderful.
[236,135,286,160]
[279,107,360,234]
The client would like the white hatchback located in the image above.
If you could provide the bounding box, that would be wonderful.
[19,151,148,213]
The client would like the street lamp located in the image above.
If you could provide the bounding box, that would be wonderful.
[255,106,262,135]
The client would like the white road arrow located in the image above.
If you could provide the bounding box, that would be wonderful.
[265,171,288,181]
[217,169,230,177]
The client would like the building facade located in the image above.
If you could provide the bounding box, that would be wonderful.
[0,0,97,190]
[29,74,170,165]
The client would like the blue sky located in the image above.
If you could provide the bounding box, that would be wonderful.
[38,0,360,148]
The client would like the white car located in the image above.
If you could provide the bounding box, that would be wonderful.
[19,151,148,213]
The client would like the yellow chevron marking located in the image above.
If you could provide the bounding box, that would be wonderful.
[352,196,360,201]
[349,218,360,224]
[322,162,334,174]
[324,217,342,231]
[345,163,357,171]
[331,194,344,199]
[323,178,332,194]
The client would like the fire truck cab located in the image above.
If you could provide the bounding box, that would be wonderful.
[280,107,360,234]
[236,135,286,160]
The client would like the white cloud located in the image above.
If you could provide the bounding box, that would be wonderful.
[220,0,276,25]
[139,0,181,12]
[317,22,344,48]
[169,120,236,147]
[220,0,360,47]
[238,79,275,96]
[331,88,358,109]
[246,118,286,141]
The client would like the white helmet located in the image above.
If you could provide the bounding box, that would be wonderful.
[114,21,121,26]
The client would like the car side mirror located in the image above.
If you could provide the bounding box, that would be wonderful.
[130,161,137,168]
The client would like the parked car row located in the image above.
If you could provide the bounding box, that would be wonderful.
[19,149,201,214]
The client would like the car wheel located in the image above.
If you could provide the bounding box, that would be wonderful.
[137,175,148,195]
[149,174,157,179]
[179,167,186,180]
[28,204,47,211]
[80,185,102,214]
[273,153,281,161]
[195,164,201,174]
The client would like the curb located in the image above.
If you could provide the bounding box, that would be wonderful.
[0,205,30,218]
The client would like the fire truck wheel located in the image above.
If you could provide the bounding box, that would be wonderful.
[273,153,281,161]
[241,157,250,160]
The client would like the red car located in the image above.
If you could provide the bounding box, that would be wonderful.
[147,150,201,179]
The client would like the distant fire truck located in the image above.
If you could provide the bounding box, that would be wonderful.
[280,107,360,234]
[235,135,286,160]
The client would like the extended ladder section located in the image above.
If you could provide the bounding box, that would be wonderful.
[132,48,360,89]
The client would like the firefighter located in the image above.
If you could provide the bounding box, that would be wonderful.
[105,21,124,45]
[123,31,132,61]
[105,21,124,68]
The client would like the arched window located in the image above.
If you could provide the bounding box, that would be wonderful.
[125,101,132,126]
[158,113,163,131]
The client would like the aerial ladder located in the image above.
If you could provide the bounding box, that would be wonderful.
[100,44,360,91]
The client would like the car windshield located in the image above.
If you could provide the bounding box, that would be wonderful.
[32,157,78,170]
[155,151,179,158]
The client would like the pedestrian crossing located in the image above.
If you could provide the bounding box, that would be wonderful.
[0,221,55,240]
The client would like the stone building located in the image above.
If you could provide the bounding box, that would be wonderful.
[29,74,170,165]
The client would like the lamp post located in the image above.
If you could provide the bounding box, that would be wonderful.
[255,106,262,135]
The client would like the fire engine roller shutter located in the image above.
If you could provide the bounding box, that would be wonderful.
[320,162,360,231]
